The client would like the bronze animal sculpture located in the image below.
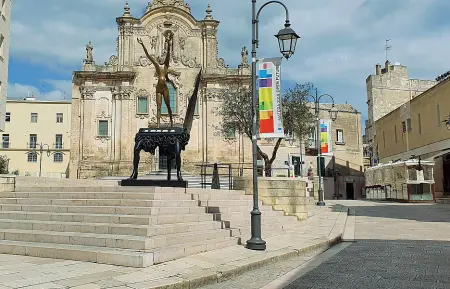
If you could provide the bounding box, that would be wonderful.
[137,32,174,127]
[129,69,202,181]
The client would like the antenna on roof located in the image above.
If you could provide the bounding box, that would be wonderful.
[385,39,392,62]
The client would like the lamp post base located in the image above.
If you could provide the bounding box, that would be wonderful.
[316,201,326,206]
[246,237,267,250]
[246,209,267,250]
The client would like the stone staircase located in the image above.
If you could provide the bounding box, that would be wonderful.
[189,189,306,239]
[0,177,316,267]
[0,186,237,267]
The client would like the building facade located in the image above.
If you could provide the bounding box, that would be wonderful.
[0,98,71,177]
[0,0,12,131]
[375,77,450,197]
[69,1,252,178]
[365,61,436,165]
[259,103,365,199]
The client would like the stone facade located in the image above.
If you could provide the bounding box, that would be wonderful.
[0,0,12,132]
[69,1,252,178]
[365,61,436,165]
[259,103,364,178]
[375,77,450,197]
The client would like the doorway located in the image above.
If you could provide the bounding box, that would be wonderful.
[292,156,301,177]
[158,155,176,171]
[443,154,450,195]
[346,182,355,200]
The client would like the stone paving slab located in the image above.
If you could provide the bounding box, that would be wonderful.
[0,204,347,289]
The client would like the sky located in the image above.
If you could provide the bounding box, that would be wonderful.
[7,0,450,129]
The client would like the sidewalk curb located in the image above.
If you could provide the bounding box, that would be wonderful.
[149,206,348,289]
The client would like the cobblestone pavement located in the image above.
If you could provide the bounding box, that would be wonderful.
[200,201,450,289]
[284,201,450,289]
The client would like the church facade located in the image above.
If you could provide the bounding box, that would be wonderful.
[69,1,252,178]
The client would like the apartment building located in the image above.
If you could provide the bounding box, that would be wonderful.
[375,75,450,197]
[0,97,71,177]
[0,0,12,131]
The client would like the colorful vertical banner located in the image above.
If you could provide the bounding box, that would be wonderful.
[319,119,333,154]
[258,57,284,138]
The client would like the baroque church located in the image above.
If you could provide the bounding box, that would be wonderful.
[69,0,252,178]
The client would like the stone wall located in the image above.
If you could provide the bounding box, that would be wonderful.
[233,177,315,219]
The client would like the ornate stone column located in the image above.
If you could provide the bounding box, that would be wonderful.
[79,86,96,160]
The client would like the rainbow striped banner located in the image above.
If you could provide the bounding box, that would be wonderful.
[258,57,284,138]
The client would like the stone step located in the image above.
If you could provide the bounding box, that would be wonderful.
[200,200,263,208]
[0,228,231,250]
[0,219,223,237]
[0,198,197,207]
[14,186,186,193]
[211,211,288,222]
[217,214,299,228]
[0,211,213,225]
[0,204,205,215]
[205,204,273,214]
[0,236,238,267]
[193,193,252,201]
[0,192,193,200]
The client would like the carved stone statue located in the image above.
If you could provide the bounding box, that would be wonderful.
[85,42,94,64]
[137,32,174,127]
[241,46,248,65]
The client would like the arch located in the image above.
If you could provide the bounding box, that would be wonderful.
[140,10,197,32]
[162,81,177,114]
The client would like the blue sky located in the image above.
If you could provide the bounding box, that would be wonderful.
[7,0,450,130]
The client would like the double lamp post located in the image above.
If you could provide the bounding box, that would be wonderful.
[247,0,339,250]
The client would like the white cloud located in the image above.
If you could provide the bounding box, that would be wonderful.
[8,0,450,117]
[8,82,70,101]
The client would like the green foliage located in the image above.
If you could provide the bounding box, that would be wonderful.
[11,169,19,175]
[282,82,316,139]
[0,155,9,174]
[217,82,316,176]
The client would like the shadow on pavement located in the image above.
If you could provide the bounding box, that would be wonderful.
[329,201,450,223]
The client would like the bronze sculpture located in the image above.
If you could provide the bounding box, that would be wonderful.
[128,69,202,182]
[137,32,174,127]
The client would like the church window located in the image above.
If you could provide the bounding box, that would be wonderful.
[162,81,177,114]
[98,120,108,136]
[137,96,148,114]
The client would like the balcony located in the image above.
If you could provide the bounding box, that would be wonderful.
[1,141,10,149]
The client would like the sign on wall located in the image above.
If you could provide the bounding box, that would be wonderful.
[258,57,284,139]
[319,119,333,154]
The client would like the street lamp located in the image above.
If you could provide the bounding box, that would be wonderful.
[309,88,339,206]
[247,0,300,251]
[25,142,65,177]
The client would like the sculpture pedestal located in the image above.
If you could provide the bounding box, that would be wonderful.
[120,179,188,188]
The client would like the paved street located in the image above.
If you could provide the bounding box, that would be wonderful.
[202,201,450,289]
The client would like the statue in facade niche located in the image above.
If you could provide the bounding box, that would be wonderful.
[85,42,94,64]
[241,46,248,65]
[137,31,174,127]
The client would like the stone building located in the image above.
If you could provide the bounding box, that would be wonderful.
[0,0,12,132]
[69,1,252,178]
[375,76,450,198]
[0,97,71,177]
[365,61,436,165]
[259,103,365,199]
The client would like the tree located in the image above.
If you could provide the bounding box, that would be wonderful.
[217,83,315,176]
[0,155,9,174]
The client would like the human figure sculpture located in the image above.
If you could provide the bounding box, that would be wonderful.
[85,42,93,63]
[137,32,174,127]
[241,46,248,65]
[128,69,202,181]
